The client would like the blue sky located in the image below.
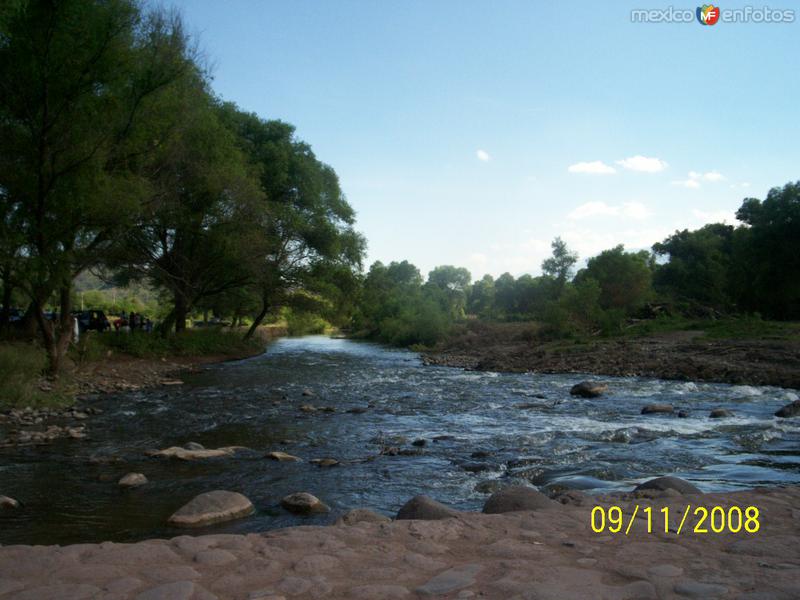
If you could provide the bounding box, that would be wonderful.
[168,0,799,279]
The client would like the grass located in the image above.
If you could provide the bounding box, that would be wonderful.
[0,343,73,408]
[86,328,265,359]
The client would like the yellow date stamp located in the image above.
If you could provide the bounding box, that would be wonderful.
[590,505,761,535]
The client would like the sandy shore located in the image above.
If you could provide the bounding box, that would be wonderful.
[0,485,798,599]
[424,328,800,389]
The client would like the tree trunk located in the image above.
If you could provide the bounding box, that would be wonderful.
[244,296,269,340]
[174,292,188,333]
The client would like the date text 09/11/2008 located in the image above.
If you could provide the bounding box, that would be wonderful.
[590,505,761,535]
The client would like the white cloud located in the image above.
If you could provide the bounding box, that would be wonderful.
[692,209,737,224]
[567,201,652,220]
[730,181,751,190]
[567,161,616,175]
[672,170,725,188]
[616,155,668,173]
[476,149,490,162]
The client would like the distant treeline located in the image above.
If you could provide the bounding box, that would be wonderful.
[353,181,800,346]
[0,0,364,374]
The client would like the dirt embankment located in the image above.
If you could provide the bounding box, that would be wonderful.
[0,485,797,599]
[424,324,800,389]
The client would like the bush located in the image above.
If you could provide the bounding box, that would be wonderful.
[285,311,329,336]
[94,329,262,358]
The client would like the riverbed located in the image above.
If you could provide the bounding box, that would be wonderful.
[1,335,798,545]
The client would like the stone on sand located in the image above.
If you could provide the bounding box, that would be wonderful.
[396,495,459,520]
[634,476,702,495]
[482,486,555,514]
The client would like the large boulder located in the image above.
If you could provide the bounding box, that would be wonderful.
[167,490,254,527]
[281,492,330,515]
[482,486,555,514]
[569,382,608,398]
[396,495,459,520]
[775,400,800,418]
[336,508,391,526]
[641,404,674,415]
[118,473,148,488]
[634,476,702,495]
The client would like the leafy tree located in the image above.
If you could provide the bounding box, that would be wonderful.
[0,0,189,372]
[426,265,471,319]
[467,274,495,317]
[541,237,578,290]
[578,245,653,313]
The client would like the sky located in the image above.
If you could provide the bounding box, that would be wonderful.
[166,0,799,280]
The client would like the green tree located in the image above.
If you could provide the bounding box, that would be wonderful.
[541,237,578,291]
[426,265,471,319]
[0,0,189,372]
[578,245,653,313]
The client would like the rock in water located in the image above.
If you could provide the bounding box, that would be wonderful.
[301,388,315,397]
[569,381,608,398]
[336,508,391,525]
[310,458,339,467]
[641,403,674,414]
[281,492,330,514]
[634,476,702,495]
[118,473,148,488]
[396,495,459,520]
[266,451,302,462]
[775,400,800,418]
[0,495,20,509]
[147,446,243,460]
[709,408,734,418]
[482,486,555,514]
[168,490,254,527]
[184,441,205,451]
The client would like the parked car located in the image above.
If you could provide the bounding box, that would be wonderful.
[73,310,111,332]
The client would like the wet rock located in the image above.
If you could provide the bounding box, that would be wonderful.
[159,379,184,386]
[641,403,674,414]
[0,495,20,509]
[380,446,400,456]
[396,495,460,520]
[433,434,456,442]
[775,400,800,418]
[167,490,255,527]
[266,451,302,462]
[474,480,506,495]
[569,381,608,398]
[336,508,391,525]
[482,485,555,514]
[299,405,317,413]
[470,450,491,459]
[412,439,427,447]
[398,448,423,456]
[320,406,336,413]
[301,388,315,397]
[460,461,493,473]
[118,473,148,488]
[347,407,368,414]
[634,476,702,495]
[280,492,330,515]
[709,408,734,418]
[677,410,690,418]
[147,446,243,460]
[550,489,588,506]
[184,442,205,451]
[310,458,339,467]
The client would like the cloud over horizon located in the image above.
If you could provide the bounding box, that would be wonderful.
[567,160,616,175]
[616,155,669,173]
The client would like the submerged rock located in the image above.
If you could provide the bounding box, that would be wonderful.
[569,381,608,398]
[396,495,459,520]
[709,408,734,419]
[301,388,315,397]
[281,492,330,515]
[634,476,702,495]
[167,490,254,527]
[641,403,674,415]
[266,451,302,462]
[775,400,800,418]
[310,458,339,467]
[482,485,555,514]
[118,473,148,488]
[336,508,390,525]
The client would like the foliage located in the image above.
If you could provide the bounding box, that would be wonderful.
[577,245,653,313]
[0,344,71,408]
[95,329,262,358]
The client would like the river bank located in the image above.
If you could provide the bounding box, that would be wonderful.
[423,324,800,389]
[0,483,797,599]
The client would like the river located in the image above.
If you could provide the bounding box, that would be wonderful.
[1,335,799,545]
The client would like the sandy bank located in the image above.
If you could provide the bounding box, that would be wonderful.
[0,485,797,599]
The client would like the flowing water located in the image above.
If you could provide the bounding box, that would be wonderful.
[1,335,799,545]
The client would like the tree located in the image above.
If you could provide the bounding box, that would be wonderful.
[652,224,734,309]
[541,237,578,290]
[217,105,364,339]
[467,274,495,317]
[578,245,653,313]
[0,0,189,372]
[426,265,471,319]
[733,182,800,319]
